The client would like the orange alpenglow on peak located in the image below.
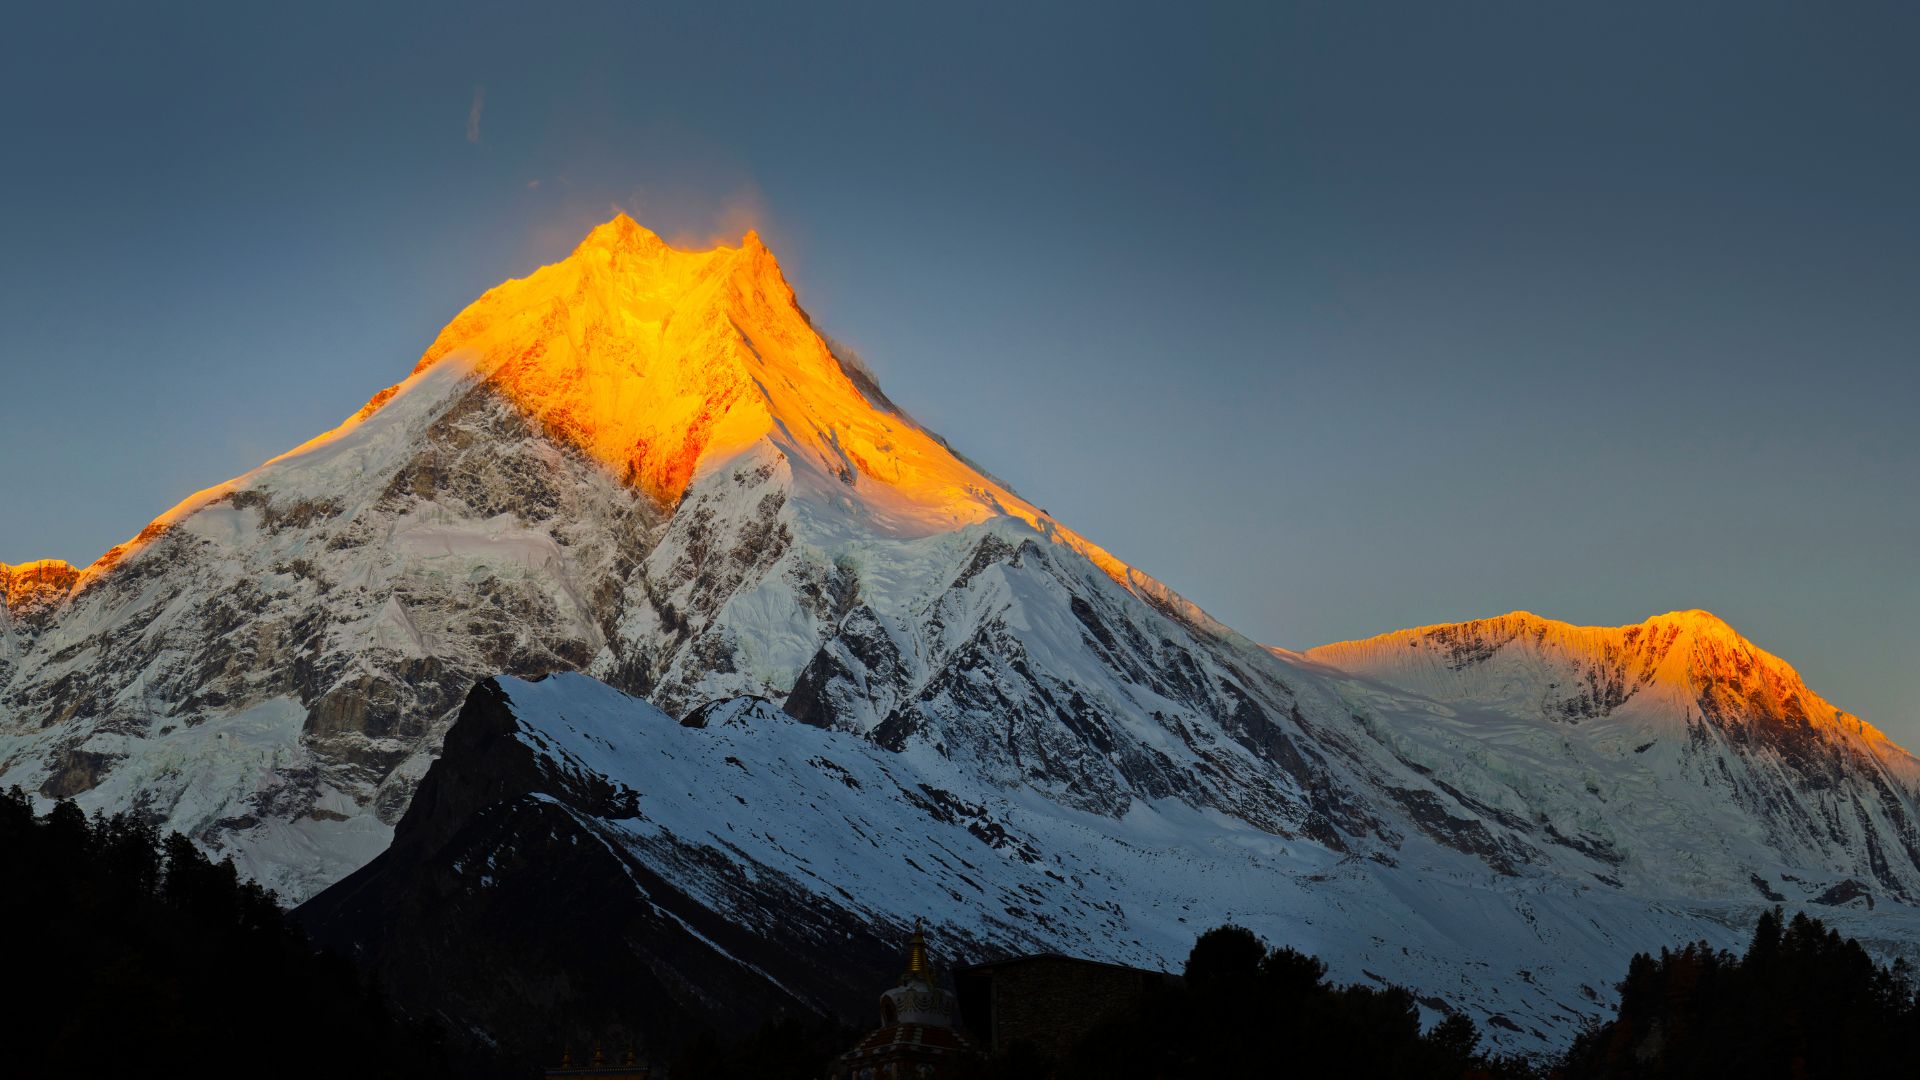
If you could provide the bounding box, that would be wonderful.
[572,213,669,255]
[22,215,1147,596]
[404,214,870,507]
[397,214,1139,581]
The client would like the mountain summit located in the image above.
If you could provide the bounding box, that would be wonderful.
[408,214,806,508]
[402,214,1123,568]
[0,559,80,617]
[5,219,1919,1051]
[16,217,1128,600]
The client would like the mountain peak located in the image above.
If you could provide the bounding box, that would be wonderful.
[572,212,668,257]
[393,215,815,505]
[390,217,1135,581]
[45,215,1143,619]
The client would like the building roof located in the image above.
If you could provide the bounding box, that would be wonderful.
[839,1022,978,1060]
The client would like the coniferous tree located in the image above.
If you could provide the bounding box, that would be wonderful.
[1561,907,1920,1078]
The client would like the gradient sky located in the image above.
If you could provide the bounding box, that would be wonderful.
[3,3,1917,743]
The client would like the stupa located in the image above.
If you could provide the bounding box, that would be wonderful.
[827,921,982,1079]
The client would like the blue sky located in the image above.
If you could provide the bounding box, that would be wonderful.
[2,2,1916,742]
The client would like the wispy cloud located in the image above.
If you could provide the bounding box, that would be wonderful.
[466,84,485,143]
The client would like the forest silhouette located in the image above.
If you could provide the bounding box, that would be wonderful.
[6,787,1919,1079]
[0,788,455,1077]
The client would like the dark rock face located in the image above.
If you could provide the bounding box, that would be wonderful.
[780,533,1399,847]
[295,678,903,1069]
[37,747,115,798]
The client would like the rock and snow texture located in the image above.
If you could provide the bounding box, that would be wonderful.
[0,367,656,892]
[4,217,1919,1046]
[0,215,1223,899]
[304,672,1920,1054]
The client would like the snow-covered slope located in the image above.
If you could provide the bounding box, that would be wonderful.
[301,672,1920,1056]
[5,217,1919,1049]
[0,353,657,891]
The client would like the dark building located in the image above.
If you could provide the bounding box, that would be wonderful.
[954,953,1178,1058]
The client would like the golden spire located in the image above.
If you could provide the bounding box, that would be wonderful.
[902,917,932,983]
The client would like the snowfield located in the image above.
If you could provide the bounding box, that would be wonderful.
[473,672,1920,1052]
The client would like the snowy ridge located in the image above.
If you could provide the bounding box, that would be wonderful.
[1304,610,1920,902]
[1307,609,1906,756]
[0,354,658,894]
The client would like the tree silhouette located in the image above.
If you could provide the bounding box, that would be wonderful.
[0,787,468,1078]
[961,922,1512,1078]
[1562,907,1920,1078]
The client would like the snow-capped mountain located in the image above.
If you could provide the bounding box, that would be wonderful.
[4,217,1917,1050]
[0,215,1164,896]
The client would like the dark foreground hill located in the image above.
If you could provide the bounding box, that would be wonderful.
[292,677,903,1073]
